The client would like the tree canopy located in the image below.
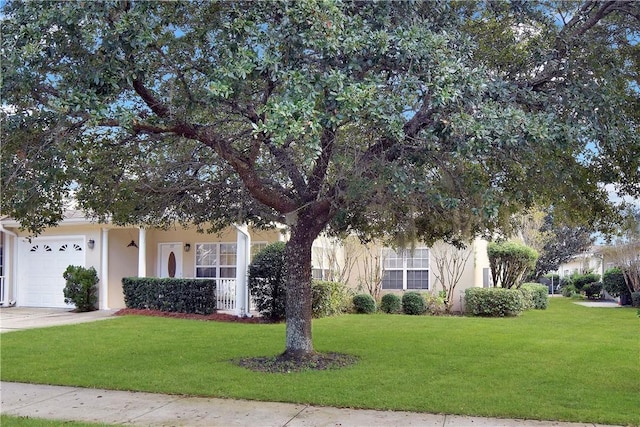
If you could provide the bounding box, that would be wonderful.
[2,0,639,359]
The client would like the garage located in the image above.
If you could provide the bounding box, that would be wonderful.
[17,236,86,308]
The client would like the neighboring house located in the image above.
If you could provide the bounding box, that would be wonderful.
[0,211,491,314]
[554,246,608,281]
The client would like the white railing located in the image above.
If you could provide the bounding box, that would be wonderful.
[216,278,236,311]
[0,276,5,305]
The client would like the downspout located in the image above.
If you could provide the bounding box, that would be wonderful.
[0,221,18,306]
[234,223,251,317]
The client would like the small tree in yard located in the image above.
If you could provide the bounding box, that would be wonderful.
[63,265,99,312]
[431,241,473,313]
[488,241,538,289]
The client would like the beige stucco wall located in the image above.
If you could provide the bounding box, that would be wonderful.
[343,237,491,313]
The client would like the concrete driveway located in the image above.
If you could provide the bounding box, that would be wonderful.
[0,307,118,333]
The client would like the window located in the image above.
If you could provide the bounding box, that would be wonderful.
[195,243,237,279]
[381,248,429,290]
[250,242,268,260]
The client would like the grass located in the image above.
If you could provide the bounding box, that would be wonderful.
[1,415,111,427]
[1,298,638,426]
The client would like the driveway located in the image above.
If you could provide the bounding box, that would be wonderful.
[0,307,118,333]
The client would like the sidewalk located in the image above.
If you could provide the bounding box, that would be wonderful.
[0,382,622,427]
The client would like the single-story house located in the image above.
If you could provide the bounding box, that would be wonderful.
[0,212,491,314]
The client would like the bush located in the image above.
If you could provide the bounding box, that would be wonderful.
[521,283,549,309]
[602,267,632,303]
[423,291,447,315]
[570,272,600,292]
[402,291,426,315]
[632,292,640,308]
[353,293,376,314]
[584,282,603,300]
[561,284,576,298]
[248,242,287,321]
[63,265,99,312]
[122,277,216,314]
[312,281,351,318]
[464,288,525,317]
[379,293,401,314]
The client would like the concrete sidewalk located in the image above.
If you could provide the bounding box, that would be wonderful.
[0,382,621,427]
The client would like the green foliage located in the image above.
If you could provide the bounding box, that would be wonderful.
[248,242,287,321]
[3,0,639,355]
[122,277,216,315]
[352,293,376,314]
[423,291,448,315]
[583,282,603,300]
[402,292,427,315]
[63,265,99,312]
[602,267,630,300]
[487,241,538,289]
[561,284,577,298]
[464,288,525,317]
[379,293,402,314]
[570,273,601,292]
[631,292,640,308]
[248,242,350,320]
[311,280,352,318]
[520,283,549,310]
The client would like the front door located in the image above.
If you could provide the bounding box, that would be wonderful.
[159,243,183,278]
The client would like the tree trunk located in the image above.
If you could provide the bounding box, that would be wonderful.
[283,219,316,358]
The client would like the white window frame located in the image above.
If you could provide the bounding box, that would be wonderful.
[195,242,238,279]
[381,247,430,290]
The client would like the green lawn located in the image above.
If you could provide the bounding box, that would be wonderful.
[1,415,111,427]
[1,298,638,425]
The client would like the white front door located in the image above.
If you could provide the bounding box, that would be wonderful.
[159,243,183,278]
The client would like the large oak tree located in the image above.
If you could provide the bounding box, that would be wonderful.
[2,1,639,360]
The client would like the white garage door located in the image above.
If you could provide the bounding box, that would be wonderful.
[18,237,86,308]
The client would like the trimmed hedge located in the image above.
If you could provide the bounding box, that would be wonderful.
[312,280,352,318]
[402,291,426,315]
[380,293,402,314]
[353,293,377,314]
[632,292,640,308]
[464,288,525,317]
[122,277,217,315]
[521,283,549,309]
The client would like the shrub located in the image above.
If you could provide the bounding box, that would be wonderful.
[312,281,351,318]
[570,272,600,292]
[63,265,99,312]
[521,283,549,309]
[379,293,401,314]
[602,267,632,303]
[632,292,640,308]
[122,277,216,314]
[487,241,538,289]
[423,291,447,315]
[464,288,525,317]
[561,284,576,298]
[353,293,376,314]
[518,286,534,310]
[584,282,603,300]
[248,242,287,321]
[402,291,426,315]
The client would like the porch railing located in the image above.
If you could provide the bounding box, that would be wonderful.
[216,278,236,311]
